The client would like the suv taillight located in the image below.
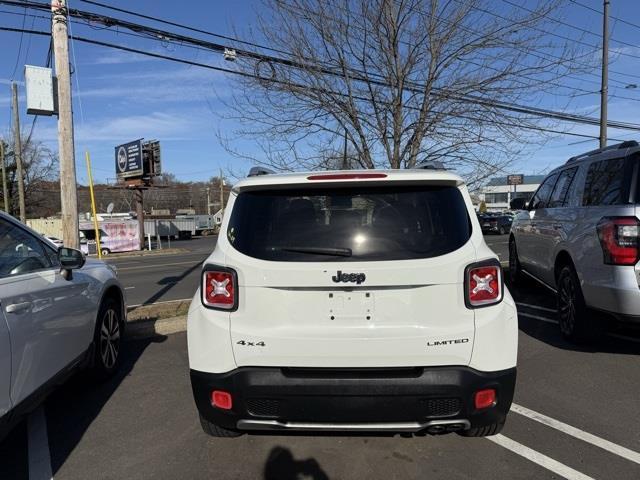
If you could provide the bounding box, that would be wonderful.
[597,217,640,266]
[465,260,503,308]
[202,266,238,310]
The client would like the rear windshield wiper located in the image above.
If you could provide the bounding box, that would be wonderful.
[275,246,352,257]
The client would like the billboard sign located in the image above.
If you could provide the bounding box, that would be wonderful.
[115,140,144,179]
[507,174,524,186]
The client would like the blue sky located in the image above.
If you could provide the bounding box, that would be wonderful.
[2,0,640,184]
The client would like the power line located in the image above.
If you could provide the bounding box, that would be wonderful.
[5,0,640,105]
[1,24,638,139]
[9,2,27,79]
[438,0,640,89]
[500,0,640,52]
[78,0,293,57]
[569,0,640,32]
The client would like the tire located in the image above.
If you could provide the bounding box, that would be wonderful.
[199,414,242,438]
[499,226,506,235]
[557,265,602,343]
[101,248,110,256]
[458,420,504,437]
[91,297,123,379]
[508,238,525,285]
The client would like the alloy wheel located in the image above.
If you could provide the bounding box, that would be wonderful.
[558,275,576,336]
[100,308,120,369]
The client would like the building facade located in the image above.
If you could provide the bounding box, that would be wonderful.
[479,175,545,211]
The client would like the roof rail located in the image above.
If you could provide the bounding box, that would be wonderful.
[248,166,275,177]
[566,140,639,164]
[416,160,446,170]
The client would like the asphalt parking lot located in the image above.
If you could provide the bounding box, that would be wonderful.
[2,234,640,479]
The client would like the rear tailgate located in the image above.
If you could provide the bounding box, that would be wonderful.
[229,248,476,368]
[221,175,477,368]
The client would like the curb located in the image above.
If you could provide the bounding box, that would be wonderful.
[126,315,187,339]
[99,248,190,259]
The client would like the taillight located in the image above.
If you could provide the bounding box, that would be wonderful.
[202,266,238,310]
[465,260,503,308]
[596,217,640,266]
[474,389,497,409]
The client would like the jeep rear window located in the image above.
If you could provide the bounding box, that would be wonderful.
[227,185,471,262]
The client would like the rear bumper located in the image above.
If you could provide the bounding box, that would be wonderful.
[190,366,516,433]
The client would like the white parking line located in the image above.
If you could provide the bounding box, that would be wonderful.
[516,302,557,313]
[124,286,136,290]
[518,312,558,324]
[27,407,53,480]
[511,403,640,466]
[487,434,595,480]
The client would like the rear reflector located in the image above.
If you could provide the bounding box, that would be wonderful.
[202,267,237,310]
[596,217,640,265]
[307,173,387,180]
[465,261,502,308]
[474,389,497,409]
[211,390,233,410]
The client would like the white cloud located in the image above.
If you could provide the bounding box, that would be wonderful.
[73,66,229,103]
[82,50,160,66]
[35,111,207,143]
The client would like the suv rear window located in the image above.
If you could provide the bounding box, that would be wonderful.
[227,185,471,262]
[583,157,630,206]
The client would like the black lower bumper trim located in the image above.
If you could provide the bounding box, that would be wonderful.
[190,366,516,432]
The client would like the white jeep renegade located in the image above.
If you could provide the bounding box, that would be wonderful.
[188,168,518,438]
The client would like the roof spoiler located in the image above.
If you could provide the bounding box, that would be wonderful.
[415,160,447,171]
[248,166,275,177]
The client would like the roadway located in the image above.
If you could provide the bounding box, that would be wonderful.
[105,236,216,306]
[2,234,640,479]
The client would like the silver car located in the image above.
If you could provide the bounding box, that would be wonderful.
[509,140,640,342]
[0,212,125,439]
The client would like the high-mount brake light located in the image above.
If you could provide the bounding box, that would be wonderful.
[596,217,640,266]
[202,267,238,310]
[306,173,388,180]
[465,261,503,308]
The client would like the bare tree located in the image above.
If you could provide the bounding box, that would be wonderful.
[219,0,593,180]
[1,135,59,217]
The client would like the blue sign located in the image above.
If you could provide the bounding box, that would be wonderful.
[115,139,143,179]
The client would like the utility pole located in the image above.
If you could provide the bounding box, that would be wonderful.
[135,188,145,251]
[206,187,211,215]
[52,0,79,248]
[11,82,25,222]
[219,169,224,213]
[0,141,8,213]
[600,0,610,149]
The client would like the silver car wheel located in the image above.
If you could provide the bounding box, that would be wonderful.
[100,308,120,369]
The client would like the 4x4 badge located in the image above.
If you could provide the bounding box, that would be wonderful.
[332,270,366,284]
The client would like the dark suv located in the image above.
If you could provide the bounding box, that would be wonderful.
[509,140,640,341]
[478,213,513,235]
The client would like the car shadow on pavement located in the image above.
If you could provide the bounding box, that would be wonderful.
[144,261,202,305]
[264,446,330,480]
[506,274,640,355]
[44,335,167,476]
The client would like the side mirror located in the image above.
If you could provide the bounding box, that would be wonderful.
[510,198,527,211]
[58,247,85,272]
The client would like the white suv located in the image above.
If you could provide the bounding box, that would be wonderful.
[188,169,518,438]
